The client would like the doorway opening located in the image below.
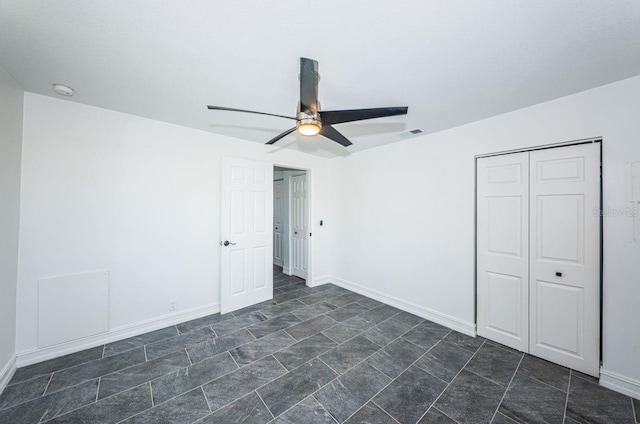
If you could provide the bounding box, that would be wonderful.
[273,166,309,288]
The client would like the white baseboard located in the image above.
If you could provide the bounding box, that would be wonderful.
[0,354,17,394]
[16,302,220,367]
[329,276,476,337]
[283,267,291,276]
[308,275,332,287]
[600,368,640,400]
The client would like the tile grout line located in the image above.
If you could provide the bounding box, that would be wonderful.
[227,351,241,369]
[519,369,570,395]
[201,386,212,413]
[488,352,525,423]
[184,348,193,366]
[562,372,572,424]
[255,390,275,420]
[143,345,148,362]
[42,372,54,397]
[95,377,101,402]
[149,381,155,407]
[413,339,488,424]
[101,344,106,359]
[370,399,402,424]
[433,406,464,424]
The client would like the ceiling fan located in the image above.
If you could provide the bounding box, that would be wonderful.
[207,58,408,147]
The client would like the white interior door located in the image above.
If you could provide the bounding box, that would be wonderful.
[291,173,308,280]
[273,180,284,267]
[477,152,530,352]
[220,157,273,314]
[529,143,600,376]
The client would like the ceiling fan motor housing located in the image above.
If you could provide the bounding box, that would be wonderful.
[296,102,322,135]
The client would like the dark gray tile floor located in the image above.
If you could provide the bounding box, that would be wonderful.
[1,266,637,424]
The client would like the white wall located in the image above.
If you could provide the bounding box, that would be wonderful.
[0,66,23,384]
[16,93,333,359]
[330,76,640,395]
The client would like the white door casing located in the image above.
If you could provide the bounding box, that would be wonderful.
[220,157,273,314]
[273,180,284,267]
[291,173,308,280]
[477,152,530,352]
[529,143,600,376]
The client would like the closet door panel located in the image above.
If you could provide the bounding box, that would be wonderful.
[477,152,529,352]
[529,143,600,376]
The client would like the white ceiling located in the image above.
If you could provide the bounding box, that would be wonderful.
[1,1,639,158]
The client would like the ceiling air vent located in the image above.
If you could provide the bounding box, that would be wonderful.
[399,128,424,137]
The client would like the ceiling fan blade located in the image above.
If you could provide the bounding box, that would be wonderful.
[320,125,352,147]
[299,57,319,115]
[265,127,296,145]
[207,105,295,120]
[319,107,408,126]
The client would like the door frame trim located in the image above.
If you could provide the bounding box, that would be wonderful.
[272,162,314,286]
[473,137,603,361]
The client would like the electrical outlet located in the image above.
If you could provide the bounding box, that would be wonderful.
[169,299,178,311]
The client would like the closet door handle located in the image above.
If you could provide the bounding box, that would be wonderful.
[556,272,562,277]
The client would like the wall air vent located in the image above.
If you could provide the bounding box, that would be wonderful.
[398,128,424,137]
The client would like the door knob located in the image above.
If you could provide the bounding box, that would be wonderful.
[295,231,298,234]
[221,240,236,246]
[556,272,562,277]
[275,227,278,230]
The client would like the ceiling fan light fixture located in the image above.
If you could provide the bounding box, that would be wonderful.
[297,122,321,136]
[296,113,322,136]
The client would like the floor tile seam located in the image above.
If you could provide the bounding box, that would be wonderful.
[569,370,599,384]
[145,331,220,360]
[562,372,572,424]
[489,352,525,423]
[227,350,241,369]
[283,318,340,342]
[516,369,569,395]
[369,399,402,424]
[42,372,54,397]
[413,339,487,423]
[485,340,527,356]
[39,381,155,424]
[44,346,149,391]
[101,344,106,359]
[631,397,637,424]
[307,396,341,424]
[148,381,155,408]
[46,344,195,400]
[201,386,212,413]
[432,406,464,424]
[146,352,286,410]
[0,373,54,413]
[255,390,276,420]
[6,372,53,388]
[201,359,307,416]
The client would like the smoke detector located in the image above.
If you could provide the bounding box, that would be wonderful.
[53,84,74,96]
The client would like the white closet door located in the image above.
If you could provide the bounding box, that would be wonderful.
[273,180,284,267]
[529,143,600,376]
[477,152,530,352]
